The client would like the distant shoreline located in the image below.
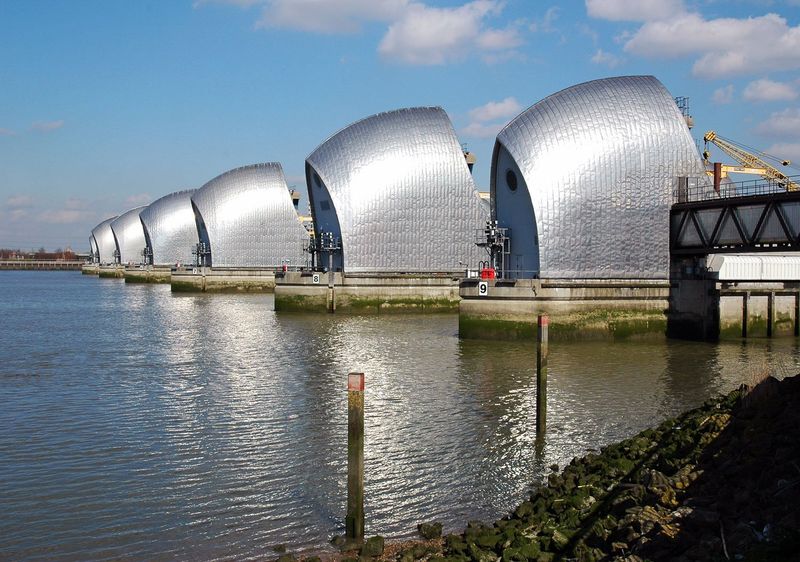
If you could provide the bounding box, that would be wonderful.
[0,259,84,270]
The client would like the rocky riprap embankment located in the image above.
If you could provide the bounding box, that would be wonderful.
[286,374,800,562]
[392,374,800,562]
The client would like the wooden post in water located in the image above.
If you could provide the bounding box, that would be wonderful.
[346,372,365,541]
[536,314,548,435]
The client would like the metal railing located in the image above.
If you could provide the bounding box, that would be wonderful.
[673,175,800,204]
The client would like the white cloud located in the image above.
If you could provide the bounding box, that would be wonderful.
[462,97,521,138]
[6,195,33,209]
[461,121,504,139]
[8,209,29,221]
[755,108,800,138]
[257,0,409,33]
[38,209,94,225]
[591,48,622,67]
[712,85,735,104]
[124,193,152,207]
[477,27,522,50]
[586,0,685,22]
[0,127,15,136]
[766,142,800,163]
[203,0,522,65]
[743,78,798,102]
[623,12,800,78]
[378,1,518,65]
[468,97,522,122]
[530,6,559,33]
[64,197,91,210]
[31,120,64,132]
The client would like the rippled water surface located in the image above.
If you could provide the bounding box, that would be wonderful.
[2,271,799,560]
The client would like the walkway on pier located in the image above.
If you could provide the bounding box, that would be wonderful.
[671,175,800,256]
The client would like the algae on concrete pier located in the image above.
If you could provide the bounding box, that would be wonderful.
[124,265,171,284]
[275,271,461,313]
[170,267,276,293]
[459,278,669,341]
[98,265,124,278]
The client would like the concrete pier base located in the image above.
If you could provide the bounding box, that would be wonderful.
[170,267,276,292]
[668,255,800,340]
[98,264,125,278]
[275,271,461,313]
[124,265,172,283]
[669,280,800,341]
[459,278,670,341]
[81,264,100,275]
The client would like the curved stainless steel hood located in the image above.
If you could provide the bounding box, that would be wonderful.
[91,216,119,265]
[110,206,148,265]
[139,189,198,266]
[492,75,707,279]
[306,106,488,273]
[190,163,308,268]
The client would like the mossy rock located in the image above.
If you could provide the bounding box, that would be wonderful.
[445,534,467,554]
[360,536,384,557]
[418,521,443,539]
[466,542,496,562]
[474,532,500,550]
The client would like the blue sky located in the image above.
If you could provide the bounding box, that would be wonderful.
[1,0,799,251]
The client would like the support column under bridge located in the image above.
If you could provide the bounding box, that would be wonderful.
[669,175,800,340]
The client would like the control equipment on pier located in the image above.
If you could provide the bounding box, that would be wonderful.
[475,220,510,279]
[193,242,211,267]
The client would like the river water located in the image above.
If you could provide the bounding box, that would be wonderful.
[1,271,798,560]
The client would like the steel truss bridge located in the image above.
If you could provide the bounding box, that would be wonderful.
[671,175,800,256]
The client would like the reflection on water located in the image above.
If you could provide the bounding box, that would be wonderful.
[1,271,799,560]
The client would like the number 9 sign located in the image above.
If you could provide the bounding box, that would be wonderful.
[478,281,488,296]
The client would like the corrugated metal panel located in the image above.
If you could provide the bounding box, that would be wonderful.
[306,106,488,273]
[493,75,709,279]
[90,216,118,265]
[139,189,198,266]
[190,163,309,268]
[709,254,800,281]
[110,206,147,265]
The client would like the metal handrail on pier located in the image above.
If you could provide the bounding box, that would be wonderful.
[674,175,800,204]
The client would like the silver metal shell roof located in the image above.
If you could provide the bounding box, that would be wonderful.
[306,106,488,273]
[492,75,707,279]
[89,236,98,259]
[190,163,308,268]
[139,189,198,266]
[90,216,118,265]
[110,206,147,265]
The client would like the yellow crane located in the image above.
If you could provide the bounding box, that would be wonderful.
[703,130,798,191]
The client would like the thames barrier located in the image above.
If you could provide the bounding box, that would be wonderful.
[82,75,800,341]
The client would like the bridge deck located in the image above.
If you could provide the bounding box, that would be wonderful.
[671,175,800,256]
